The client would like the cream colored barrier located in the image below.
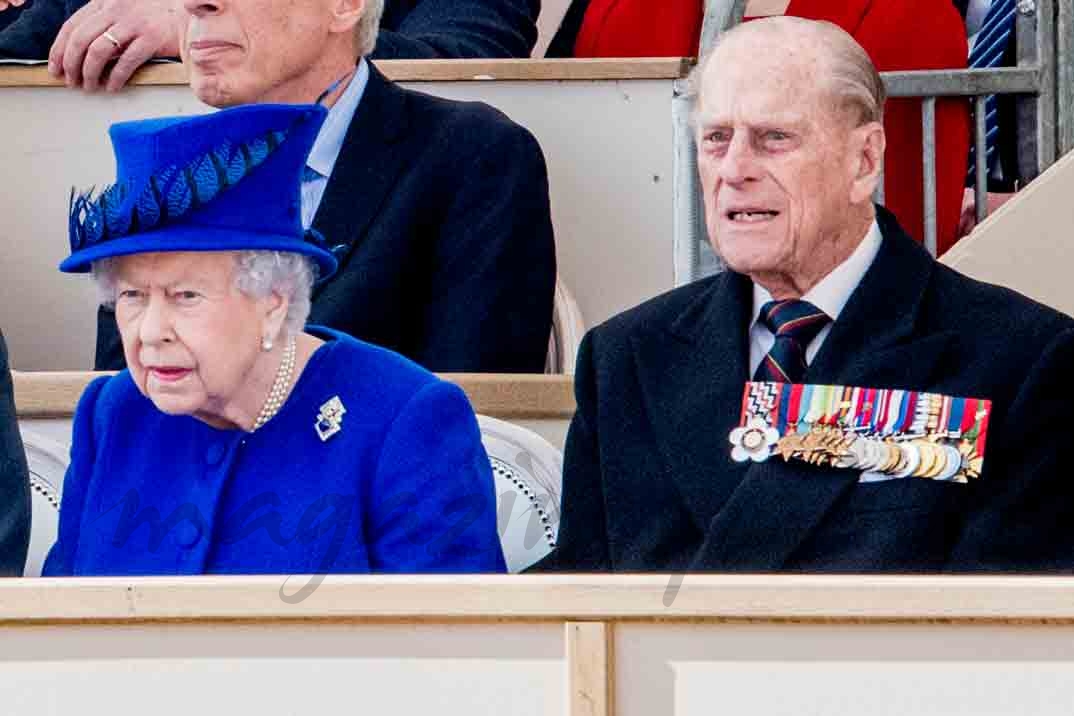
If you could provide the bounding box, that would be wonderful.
[942,147,1074,317]
[0,59,688,371]
[3,575,1074,716]
[13,371,574,451]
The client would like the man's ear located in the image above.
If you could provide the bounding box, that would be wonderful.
[329,0,364,35]
[849,121,886,205]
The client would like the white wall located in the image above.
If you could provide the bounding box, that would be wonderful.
[0,77,675,371]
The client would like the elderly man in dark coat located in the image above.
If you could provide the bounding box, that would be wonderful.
[537,17,1074,574]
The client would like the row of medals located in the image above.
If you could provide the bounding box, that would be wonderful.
[773,425,983,483]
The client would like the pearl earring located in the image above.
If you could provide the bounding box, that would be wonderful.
[262,336,274,352]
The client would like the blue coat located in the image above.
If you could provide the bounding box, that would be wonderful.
[43,329,507,576]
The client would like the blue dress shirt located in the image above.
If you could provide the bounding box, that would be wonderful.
[302,59,371,230]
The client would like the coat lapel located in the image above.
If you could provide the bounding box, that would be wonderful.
[311,64,413,271]
[687,209,956,570]
[632,271,753,530]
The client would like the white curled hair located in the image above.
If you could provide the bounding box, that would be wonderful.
[233,251,317,338]
[355,0,385,57]
[687,17,885,128]
[91,251,317,338]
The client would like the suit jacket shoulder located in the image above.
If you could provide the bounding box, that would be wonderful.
[0,330,29,575]
[590,272,726,345]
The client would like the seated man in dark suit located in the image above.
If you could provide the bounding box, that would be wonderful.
[92,0,555,373]
[0,330,30,576]
[0,0,539,92]
[538,17,1074,573]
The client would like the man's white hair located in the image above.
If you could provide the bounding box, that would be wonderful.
[92,251,317,338]
[356,0,386,57]
[687,16,886,127]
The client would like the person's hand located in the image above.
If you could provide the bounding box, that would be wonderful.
[0,0,27,12]
[956,188,1017,239]
[47,0,183,93]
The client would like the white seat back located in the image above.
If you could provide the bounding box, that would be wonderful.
[477,415,562,572]
[19,428,67,577]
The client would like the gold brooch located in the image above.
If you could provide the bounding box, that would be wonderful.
[315,396,346,442]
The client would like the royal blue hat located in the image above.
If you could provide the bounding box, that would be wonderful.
[61,103,338,281]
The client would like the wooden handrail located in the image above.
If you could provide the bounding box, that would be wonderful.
[12,370,576,419]
[4,575,1074,624]
[0,58,692,88]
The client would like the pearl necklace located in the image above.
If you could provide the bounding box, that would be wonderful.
[252,336,297,432]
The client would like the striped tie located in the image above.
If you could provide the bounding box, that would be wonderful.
[753,299,831,384]
[967,0,1017,180]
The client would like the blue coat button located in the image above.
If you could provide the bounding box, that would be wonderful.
[175,522,202,549]
[206,442,226,466]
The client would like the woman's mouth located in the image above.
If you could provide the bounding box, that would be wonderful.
[149,367,192,383]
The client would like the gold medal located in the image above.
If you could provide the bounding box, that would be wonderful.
[912,441,936,478]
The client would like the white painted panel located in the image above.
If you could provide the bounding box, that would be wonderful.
[534,0,572,57]
[0,79,674,371]
[408,79,674,341]
[0,86,211,372]
[942,148,1074,318]
[0,622,564,716]
[617,623,1074,716]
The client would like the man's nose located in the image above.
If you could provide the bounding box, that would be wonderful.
[718,134,761,185]
[183,0,220,18]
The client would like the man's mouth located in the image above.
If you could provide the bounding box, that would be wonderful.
[187,40,240,60]
[727,210,780,223]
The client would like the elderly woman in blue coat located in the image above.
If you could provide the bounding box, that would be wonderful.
[43,103,506,576]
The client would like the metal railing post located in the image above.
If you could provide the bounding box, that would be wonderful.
[921,98,939,256]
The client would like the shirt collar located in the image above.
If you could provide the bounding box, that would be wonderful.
[305,58,370,180]
[752,219,883,325]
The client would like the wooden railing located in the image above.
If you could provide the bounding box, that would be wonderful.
[12,370,576,420]
[0,58,691,88]
[3,575,1074,715]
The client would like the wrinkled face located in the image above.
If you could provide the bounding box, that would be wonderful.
[180,0,337,106]
[695,41,863,280]
[112,252,272,425]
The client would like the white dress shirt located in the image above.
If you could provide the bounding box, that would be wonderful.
[965,0,996,43]
[748,221,883,376]
[301,59,371,230]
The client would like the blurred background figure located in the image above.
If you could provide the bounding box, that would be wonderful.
[953,0,1021,238]
[0,0,540,92]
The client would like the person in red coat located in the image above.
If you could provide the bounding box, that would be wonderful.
[550,0,970,255]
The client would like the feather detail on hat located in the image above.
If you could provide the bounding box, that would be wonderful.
[69,129,287,251]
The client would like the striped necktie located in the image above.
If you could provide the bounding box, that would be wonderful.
[753,299,831,384]
[967,0,1017,180]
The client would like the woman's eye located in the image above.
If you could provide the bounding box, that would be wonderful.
[118,289,144,301]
